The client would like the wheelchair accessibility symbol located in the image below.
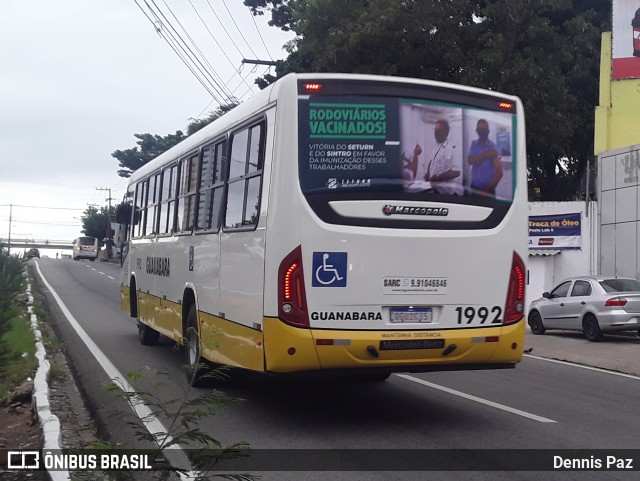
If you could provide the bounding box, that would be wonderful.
[312,252,348,287]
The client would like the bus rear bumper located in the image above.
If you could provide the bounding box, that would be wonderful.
[263,317,526,373]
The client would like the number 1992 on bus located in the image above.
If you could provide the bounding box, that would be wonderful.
[455,306,503,325]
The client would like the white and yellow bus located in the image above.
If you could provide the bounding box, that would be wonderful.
[117,73,527,384]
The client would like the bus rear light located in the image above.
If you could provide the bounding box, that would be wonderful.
[503,251,525,325]
[278,246,309,327]
[498,101,513,110]
[284,263,298,301]
[605,297,627,307]
[304,82,322,92]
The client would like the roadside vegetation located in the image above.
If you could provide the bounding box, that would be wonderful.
[0,245,38,403]
[105,367,254,480]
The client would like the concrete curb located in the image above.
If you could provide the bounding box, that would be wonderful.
[26,278,70,481]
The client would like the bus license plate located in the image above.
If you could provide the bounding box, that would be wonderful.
[380,339,445,351]
[389,307,432,323]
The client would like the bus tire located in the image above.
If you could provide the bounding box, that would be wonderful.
[138,321,159,346]
[184,304,209,387]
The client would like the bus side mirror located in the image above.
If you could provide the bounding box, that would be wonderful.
[115,203,132,224]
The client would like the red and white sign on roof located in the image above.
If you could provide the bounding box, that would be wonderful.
[612,0,640,79]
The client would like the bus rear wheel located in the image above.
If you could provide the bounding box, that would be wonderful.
[138,321,159,346]
[184,305,210,387]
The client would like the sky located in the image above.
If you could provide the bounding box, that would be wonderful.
[0,0,293,253]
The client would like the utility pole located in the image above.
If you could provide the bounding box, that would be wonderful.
[96,187,113,259]
[7,203,12,253]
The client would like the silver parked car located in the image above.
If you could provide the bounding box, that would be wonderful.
[528,276,640,341]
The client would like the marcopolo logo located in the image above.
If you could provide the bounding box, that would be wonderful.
[383,205,449,217]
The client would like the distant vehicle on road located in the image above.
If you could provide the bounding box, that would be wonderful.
[528,276,640,341]
[25,248,40,259]
[72,236,99,261]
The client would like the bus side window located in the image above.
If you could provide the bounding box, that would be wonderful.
[224,122,264,230]
[177,153,199,233]
[132,207,141,229]
[144,174,160,235]
[197,140,226,231]
[158,165,178,234]
[133,181,146,238]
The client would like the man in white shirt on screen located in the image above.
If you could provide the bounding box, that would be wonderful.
[409,119,461,195]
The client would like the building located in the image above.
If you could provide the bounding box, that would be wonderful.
[527,201,598,313]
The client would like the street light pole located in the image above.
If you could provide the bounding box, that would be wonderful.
[96,187,113,259]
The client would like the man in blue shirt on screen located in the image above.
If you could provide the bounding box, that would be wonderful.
[467,119,503,196]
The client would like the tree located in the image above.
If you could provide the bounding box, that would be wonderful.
[112,106,237,178]
[186,104,238,135]
[112,131,186,178]
[244,0,293,30]
[246,0,610,201]
[81,206,114,242]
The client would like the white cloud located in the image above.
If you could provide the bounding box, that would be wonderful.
[0,0,292,247]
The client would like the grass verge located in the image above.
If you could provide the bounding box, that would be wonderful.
[0,310,38,403]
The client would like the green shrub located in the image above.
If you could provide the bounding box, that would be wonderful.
[0,244,27,376]
[0,245,25,311]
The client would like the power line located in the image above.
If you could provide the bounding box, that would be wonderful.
[235,66,272,99]
[187,0,255,96]
[162,0,238,102]
[0,204,83,211]
[225,0,275,62]
[202,0,249,61]
[0,219,82,227]
[218,0,269,63]
[131,0,281,108]
[132,0,227,104]
[217,0,277,94]
[147,0,232,103]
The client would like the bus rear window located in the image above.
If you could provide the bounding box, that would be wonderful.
[298,96,516,203]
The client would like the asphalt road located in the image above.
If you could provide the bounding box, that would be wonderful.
[30,257,640,481]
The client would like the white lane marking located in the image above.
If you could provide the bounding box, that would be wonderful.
[80,263,117,281]
[34,262,196,479]
[524,354,640,381]
[395,374,557,423]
